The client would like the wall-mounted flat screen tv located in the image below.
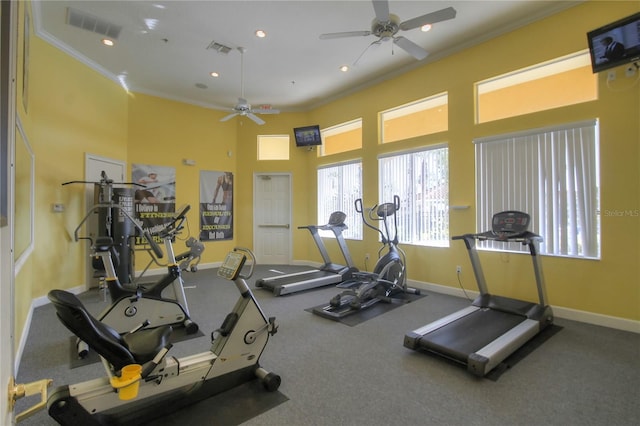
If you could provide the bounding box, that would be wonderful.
[587,12,640,73]
[294,125,322,147]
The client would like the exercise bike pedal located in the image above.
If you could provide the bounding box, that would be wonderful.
[184,319,199,335]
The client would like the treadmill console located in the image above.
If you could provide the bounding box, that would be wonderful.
[217,251,247,281]
[491,211,530,238]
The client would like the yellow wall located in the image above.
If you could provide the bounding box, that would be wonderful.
[304,1,639,320]
[13,0,639,356]
[13,1,129,348]
[126,93,240,265]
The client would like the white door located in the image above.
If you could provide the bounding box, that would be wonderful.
[84,154,126,289]
[253,174,291,264]
[1,2,16,422]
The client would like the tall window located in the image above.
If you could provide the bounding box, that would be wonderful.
[317,161,362,239]
[475,120,600,258]
[379,145,449,247]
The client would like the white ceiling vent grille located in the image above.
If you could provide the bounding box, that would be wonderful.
[66,7,122,39]
[206,41,232,55]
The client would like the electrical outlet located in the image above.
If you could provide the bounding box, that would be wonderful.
[607,71,616,81]
[456,265,462,273]
[365,253,370,261]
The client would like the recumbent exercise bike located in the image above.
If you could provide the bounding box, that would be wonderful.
[46,247,281,425]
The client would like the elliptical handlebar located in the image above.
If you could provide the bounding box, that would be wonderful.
[355,195,401,244]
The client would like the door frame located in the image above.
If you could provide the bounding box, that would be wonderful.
[252,172,292,264]
[1,1,17,423]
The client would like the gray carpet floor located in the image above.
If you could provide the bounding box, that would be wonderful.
[15,264,640,425]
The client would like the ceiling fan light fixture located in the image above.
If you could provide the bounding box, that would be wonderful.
[101,38,114,47]
[421,24,432,32]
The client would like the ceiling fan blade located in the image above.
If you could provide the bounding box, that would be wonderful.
[372,0,390,22]
[394,36,429,60]
[220,112,239,122]
[399,6,457,31]
[320,30,372,39]
[247,113,265,125]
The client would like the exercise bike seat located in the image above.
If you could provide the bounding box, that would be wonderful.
[48,289,173,372]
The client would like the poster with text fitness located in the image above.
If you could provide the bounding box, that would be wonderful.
[200,171,233,241]
[132,164,176,245]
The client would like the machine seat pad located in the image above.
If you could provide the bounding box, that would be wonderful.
[94,236,114,252]
[123,326,173,365]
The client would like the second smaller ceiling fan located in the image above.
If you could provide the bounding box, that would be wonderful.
[220,47,279,125]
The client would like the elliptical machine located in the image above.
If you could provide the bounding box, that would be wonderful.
[312,195,420,320]
[46,247,281,425]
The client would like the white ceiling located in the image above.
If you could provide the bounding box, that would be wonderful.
[33,0,581,115]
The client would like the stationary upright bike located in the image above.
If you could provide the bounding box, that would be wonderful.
[46,247,281,425]
[74,204,200,358]
[313,195,420,320]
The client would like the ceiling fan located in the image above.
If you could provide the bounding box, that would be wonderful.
[220,47,279,125]
[319,0,456,62]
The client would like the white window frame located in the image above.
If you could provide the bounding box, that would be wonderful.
[378,145,449,247]
[317,160,362,240]
[474,119,600,259]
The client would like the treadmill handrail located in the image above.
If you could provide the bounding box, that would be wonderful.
[453,231,548,306]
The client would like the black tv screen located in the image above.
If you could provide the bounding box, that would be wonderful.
[294,125,322,147]
[587,12,640,73]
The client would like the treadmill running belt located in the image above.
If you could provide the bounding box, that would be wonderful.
[419,309,526,362]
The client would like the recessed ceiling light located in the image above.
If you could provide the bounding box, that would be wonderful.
[101,38,114,47]
[340,65,349,72]
[210,72,219,77]
[421,24,432,32]
[144,18,159,30]
[255,29,266,38]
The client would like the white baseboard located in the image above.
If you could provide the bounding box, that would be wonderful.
[16,269,637,373]
[15,285,85,375]
[409,279,640,334]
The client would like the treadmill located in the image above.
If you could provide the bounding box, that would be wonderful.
[255,211,358,296]
[404,211,554,377]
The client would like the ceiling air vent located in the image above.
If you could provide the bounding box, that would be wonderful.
[206,41,232,55]
[66,7,122,39]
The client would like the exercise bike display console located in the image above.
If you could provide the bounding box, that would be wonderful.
[404,210,554,376]
[218,251,247,281]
